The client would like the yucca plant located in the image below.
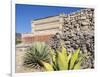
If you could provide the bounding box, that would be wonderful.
[23,42,50,69]
[41,47,83,71]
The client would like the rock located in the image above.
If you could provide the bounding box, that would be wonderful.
[49,8,94,69]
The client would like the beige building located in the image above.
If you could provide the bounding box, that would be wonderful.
[22,8,94,43]
[31,15,63,35]
[22,14,64,43]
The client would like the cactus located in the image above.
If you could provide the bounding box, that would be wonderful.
[23,42,50,69]
[41,47,82,71]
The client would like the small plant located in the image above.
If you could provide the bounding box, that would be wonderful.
[16,39,21,44]
[41,47,83,71]
[23,42,50,69]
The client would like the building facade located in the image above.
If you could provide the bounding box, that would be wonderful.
[22,14,64,43]
[21,8,94,46]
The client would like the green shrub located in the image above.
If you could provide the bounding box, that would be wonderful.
[23,42,50,69]
[16,40,21,44]
[41,47,83,71]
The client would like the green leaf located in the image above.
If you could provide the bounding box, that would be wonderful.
[66,53,72,69]
[57,51,67,70]
[74,61,81,69]
[62,46,67,55]
[41,61,54,71]
[70,48,80,69]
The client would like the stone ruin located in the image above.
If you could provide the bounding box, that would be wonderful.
[49,8,94,69]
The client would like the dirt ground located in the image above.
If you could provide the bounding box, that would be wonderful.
[15,47,43,73]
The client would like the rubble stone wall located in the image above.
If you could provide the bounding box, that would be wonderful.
[50,8,94,68]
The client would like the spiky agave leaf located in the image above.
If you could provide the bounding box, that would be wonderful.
[66,53,72,70]
[62,46,67,56]
[74,60,81,69]
[70,48,80,69]
[40,61,54,71]
[49,48,57,70]
[56,51,68,70]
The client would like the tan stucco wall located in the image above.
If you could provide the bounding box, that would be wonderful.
[31,15,62,34]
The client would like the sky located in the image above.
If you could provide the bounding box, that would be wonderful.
[16,4,84,33]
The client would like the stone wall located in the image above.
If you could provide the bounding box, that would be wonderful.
[50,8,94,69]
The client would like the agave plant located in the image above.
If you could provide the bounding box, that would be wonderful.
[23,42,50,69]
[41,47,83,71]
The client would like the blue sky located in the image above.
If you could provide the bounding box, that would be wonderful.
[16,4,84,33]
